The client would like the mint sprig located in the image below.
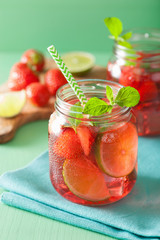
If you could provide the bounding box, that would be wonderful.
[83,97,113,116]
[83,86,140,116]
[104,17,132,49]
[104,17,122,40]
[67,86,140,131]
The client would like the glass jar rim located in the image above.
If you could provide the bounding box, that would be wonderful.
[114,28,160,62]
[55,79,131,123]
[116,27,160,52]
[114,27,160,56]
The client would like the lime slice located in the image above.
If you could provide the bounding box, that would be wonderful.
[63,157,110,201]
[95,122,138,178]
[0,90,26,118]
[62,52,95,75]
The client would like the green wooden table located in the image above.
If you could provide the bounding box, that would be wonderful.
[0,52,117,240]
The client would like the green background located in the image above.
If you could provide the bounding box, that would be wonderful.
[0,0,160,53]
[0,1,160,240]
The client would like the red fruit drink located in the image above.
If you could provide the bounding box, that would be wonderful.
[49,80,138,205]
[106,29,160,136]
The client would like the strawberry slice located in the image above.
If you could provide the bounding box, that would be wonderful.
[53,128,83,159]
[138,80,158,102]
[77,126,96,156]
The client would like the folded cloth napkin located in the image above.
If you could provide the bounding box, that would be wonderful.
[0,137,160,240]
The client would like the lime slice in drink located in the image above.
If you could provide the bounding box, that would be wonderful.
[62,52,95,75]
[63,156,110,201]
[0,90,26,118]
[95,122,138,178]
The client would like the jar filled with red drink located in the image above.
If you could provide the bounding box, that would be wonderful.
[49,79,138,205]
[107,28,160,136]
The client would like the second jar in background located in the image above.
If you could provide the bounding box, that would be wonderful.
[107,28,160,136]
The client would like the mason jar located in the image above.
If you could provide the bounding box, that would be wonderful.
[48,79,138,205]
[106,28,160,136]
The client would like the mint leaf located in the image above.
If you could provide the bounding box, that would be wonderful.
[115,86,140,107]
[106,86,114,105]
[108,105,113,113]
[83,97,113,116]
[118,40,132,49]
[121,32,132,40]
[104,17,132,49]
[69,102,83,130]
[104,17,122,40]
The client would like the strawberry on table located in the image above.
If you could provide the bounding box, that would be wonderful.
[21,49,45,72]
[45,69,68,96]
[26,82,50,107]
[8,62,39,91]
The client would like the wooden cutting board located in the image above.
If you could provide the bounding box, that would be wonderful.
[0,59,106,143]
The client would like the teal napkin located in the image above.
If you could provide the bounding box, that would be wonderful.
[0,137,160,240]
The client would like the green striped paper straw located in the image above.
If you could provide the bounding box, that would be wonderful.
[47,45,88,106]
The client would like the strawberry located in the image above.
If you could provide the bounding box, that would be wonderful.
[26,82,50,107]
[45,69,68,96]
[21,49,45,72]
[53,128,83,159]
[138,80,158,102]
[119,65,159,102]
[77,126,96,156]
[8,62,39,91]
[119,66,142,89]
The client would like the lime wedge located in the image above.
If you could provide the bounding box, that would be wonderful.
[0,90,26,118]
[63,157,110,201]
[95,122,138,178]
[62,52,95,75]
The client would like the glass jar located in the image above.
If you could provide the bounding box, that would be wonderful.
[107,28,160,136]
[48,79,138,205]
